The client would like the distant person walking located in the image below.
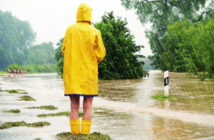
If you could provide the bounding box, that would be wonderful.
[62,3,106,135]
[7,68,11,77]
[13,69,16,77]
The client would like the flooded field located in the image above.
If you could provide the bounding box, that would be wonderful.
[0,71,214,140]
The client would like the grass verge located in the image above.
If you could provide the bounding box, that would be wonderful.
[56,132,111,140]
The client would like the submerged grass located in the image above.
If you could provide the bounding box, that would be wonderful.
[56,132,111,140]
[28,105,58,110]
[0,121,50,129]
[152,93,172,100]
[37,112,83,117]
[2,89,28,94]
[37,112,69,117]
[0,121,26,129]
[27,121,50,128]
[2,109,20,113]
[19,95,36,101]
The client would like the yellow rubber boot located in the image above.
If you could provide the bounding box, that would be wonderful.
[70,120,80,134]
[81,120,92,134]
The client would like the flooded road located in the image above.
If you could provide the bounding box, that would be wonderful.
[0,71,214,140]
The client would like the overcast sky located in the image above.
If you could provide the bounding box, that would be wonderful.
[0,0,153,56]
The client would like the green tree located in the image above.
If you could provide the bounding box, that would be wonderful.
[55,39,64,77]
[0,11,36,69]
[121,0,208,70]
[24,42,55,65]
[0,11,56,70]
[95,12,147,79]
[165,18,214,77]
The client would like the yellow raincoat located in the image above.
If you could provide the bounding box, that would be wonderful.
[62,3,106,96]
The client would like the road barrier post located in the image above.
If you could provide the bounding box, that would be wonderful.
[164,71,169,96]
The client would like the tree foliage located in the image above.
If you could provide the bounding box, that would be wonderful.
[55,12,148,79]
[121,0,206,32]
[24,42,55,65]
[55,39,64,77]
[121,0,209,71]
[165,19,214,77]
[0,11,55,70]
[95,12,147,79]
[0,11,35,69]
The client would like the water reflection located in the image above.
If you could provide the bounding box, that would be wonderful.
[155,72,214,114]
[151,116,214,140]
[99,79,141,102]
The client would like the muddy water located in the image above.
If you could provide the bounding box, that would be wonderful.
[0,71,214,140]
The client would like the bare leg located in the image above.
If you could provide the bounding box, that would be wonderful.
[70,96,80,120]
[69,96,80,134]
[83,97,93,120]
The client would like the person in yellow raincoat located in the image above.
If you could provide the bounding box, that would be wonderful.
[62,3,106,135]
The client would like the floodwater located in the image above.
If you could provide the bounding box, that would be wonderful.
[0,71,214,140]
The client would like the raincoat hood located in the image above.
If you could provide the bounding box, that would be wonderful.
[76,3,92,23]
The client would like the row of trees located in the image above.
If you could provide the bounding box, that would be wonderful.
[121,0,214,78]
[165,18,214,77]
[0,11,55,71]
[55,12,148,80]
[24,42,55,65]
[7,64,55,73]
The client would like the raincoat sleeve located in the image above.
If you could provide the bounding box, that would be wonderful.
[61,29,69,56]
[95,30,106,63]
